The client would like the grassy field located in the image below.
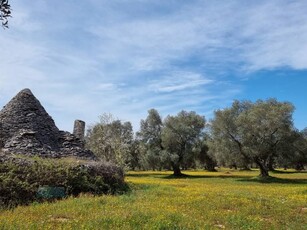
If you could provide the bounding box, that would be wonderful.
[0,169,306,229]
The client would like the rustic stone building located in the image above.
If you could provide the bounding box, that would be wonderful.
[0,89,95,159]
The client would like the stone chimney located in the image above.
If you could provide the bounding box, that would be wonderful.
[73,120,85,141]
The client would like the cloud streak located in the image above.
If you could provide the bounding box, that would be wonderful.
[149,72,213,93]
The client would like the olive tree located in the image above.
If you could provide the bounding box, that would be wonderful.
[86,113,134,168]
[208,101,252,169]
[197,138,217,171]
[276,129,307,170]
[210,99,294,177]
[137,109,164,170]
[162,111,206,176]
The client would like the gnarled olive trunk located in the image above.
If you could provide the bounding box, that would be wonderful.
[172,163,182,176]
[255,159,269,177]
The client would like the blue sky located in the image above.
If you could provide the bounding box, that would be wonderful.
[0,0,306,132]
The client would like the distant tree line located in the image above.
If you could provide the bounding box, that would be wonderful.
[86,99,307,177]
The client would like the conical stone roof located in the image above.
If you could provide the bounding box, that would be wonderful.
[0,89,95,158]
[0,88,60,150]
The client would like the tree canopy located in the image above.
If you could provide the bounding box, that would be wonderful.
[162,111,206,176]
[209,99,295,177]
[84,99,306,175]
[137,109,164,170]
[85,113,134,168]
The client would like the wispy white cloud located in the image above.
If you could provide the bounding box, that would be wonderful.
[86,0,307,75]
[149,72,213,93]
[237,1,307,71]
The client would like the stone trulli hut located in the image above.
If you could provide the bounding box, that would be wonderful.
[0,88,95,159]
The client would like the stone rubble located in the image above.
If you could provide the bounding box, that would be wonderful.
[0,88,95,159]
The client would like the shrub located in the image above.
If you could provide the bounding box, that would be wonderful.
[0,156,127,209]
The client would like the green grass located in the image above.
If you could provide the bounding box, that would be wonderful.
[0,169,306,229]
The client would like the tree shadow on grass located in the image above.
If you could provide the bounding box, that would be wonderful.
[270,170,307,174]
[127,172,307,184]
[237,176,307,184]
[161,173,252,180]
[127,172,250,180]
[126,172,169,178]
